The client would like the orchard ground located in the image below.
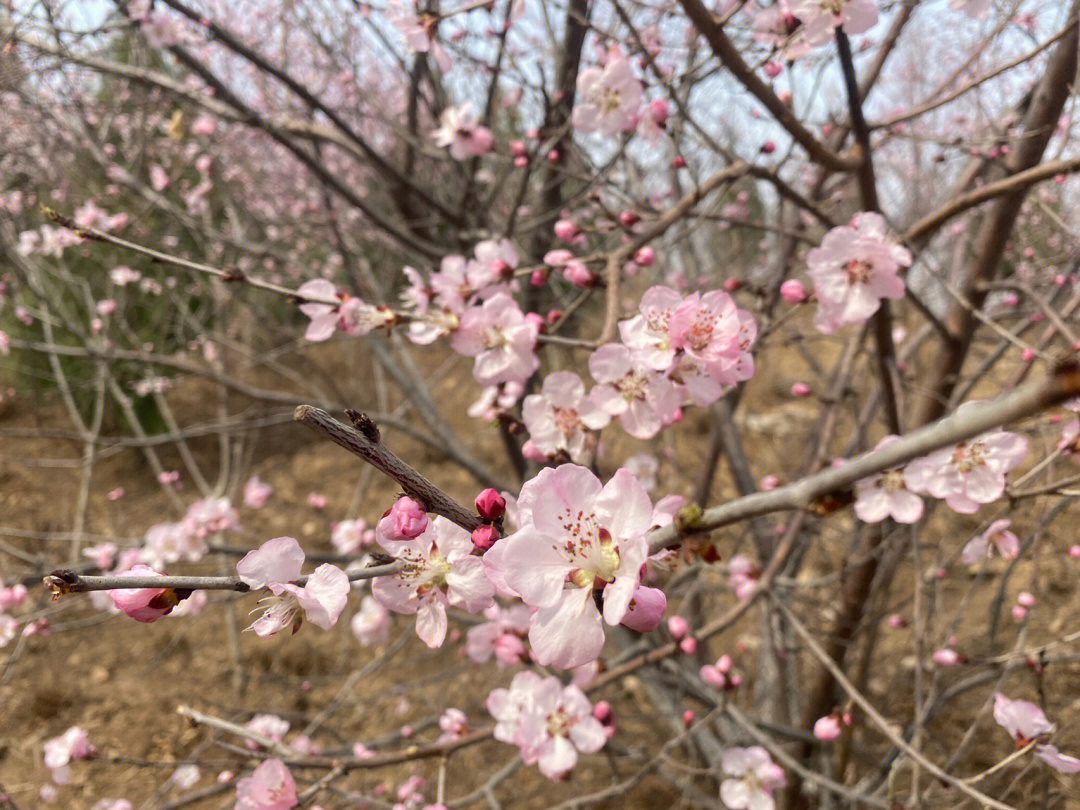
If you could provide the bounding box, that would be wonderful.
[2,327,1080,809]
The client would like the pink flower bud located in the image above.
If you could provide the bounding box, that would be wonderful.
[471,525,499,551]
[514,156,529,168]
[530,269,548,287]
[1017,591,1036,608]
[521,440,548,462]
[672,155,686,169]
[1069,545,1080,559]
[759,474,781,491]
[682,710,695,725]
[509,140,527,157]
[717,654,733,673]
[724,277,743,291]
[475,488,506,521]
[791,382,811,397]
[761,141,776,154]
[619,210,640,227]
[679,637,697,655]
[778,90,792,105]
[1022,348,1035,363]
[378,496,428,540]
[814,715,842,742]
[763,61,783,78]
[493,633,526,665]
[620,586,667,632]
[593,700,612,722]
[887,614,907,628]
[106,564,178,623]
[563,260,594,287]
[554,219,580,242]
[780,279,807,303]
[1012,605,1028,621]
[524,311,546,332]
[700,664,726,689]
[107,487,125,501]
[547,309,563,324]
[667,615,689,640]
[547,149,560,163]
[634,246,656,267]
[649,99,669,126]
[932,648,960,667]
[0,584,27,610]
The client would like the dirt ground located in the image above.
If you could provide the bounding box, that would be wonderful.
[3,329,1080,809]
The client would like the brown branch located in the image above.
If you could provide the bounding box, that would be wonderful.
[294,406,483,532]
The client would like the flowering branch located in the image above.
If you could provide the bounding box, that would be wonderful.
[648,362,1080,553]
[43,560,404,595]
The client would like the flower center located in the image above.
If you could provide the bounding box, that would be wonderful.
[553,406,581,436]
[845,258,872,284]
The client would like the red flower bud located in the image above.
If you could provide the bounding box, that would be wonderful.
[475,488,506,521]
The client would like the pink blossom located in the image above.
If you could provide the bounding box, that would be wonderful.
[236,537,304,589]
[0,583,26,610]
[791,0,879,49]
[236,537,349,637]
[483,465,651,669]
[854,436,924,523]
[904,408,1028,514]
[172,764,200,790]
[438,708,469,742]
[145,521,206,565]
[43,726,95,784]
[83,542,117,570]
[719,747,786,810]
[296,280,390,342]
[522,371,610,463]
[0,615,19,648]
[387,0,452,71]
[110,266,141,286]
[307,492,328,510]
[993,693,1055,743]
[245,715,290,747]
[807,212,911,333]
[432,104,494,161]
[377,496,429,540]
[728,555,760,601]
[451,293,539,387]
[932,648,960,667]
[486,672,607,779]
[351,595,391,647]
[184,496,238,538]
[235,759,297,810]
[190,113,216,135]
[243,475,273,509]
[149,163,170,191]
[250,565,350,637]
[588,344,681,440]
[466,603,532,664]
[107,565,178,622]
[372,516,494,648]
[960,519,1020,564]
[1037,745,1080,773]
[332,518,376,555]
[621,454,659,492]
[572,54,643,137]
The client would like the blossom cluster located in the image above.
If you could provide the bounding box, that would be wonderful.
[487,670,608,780]
[853,409,1028,523]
